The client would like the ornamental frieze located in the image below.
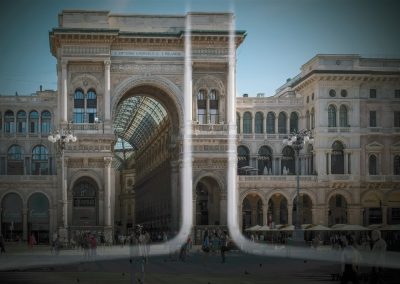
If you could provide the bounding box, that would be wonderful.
[62,46,109,57]
[110,63,183,74]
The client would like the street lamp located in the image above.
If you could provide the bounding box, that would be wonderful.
[48,123,77,239]
[282,129,313,240]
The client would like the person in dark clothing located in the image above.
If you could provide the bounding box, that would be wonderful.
[220,230,229,263]
[340,235,360,284]
[0,234,5,254]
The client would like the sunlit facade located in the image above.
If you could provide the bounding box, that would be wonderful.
[0,10,399,244]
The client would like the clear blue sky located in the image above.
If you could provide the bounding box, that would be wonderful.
[0,0,399,97]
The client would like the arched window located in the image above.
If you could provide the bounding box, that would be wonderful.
[73,89,85,123]
[41,111,51,134]
[86,89,97,123]
[255,112,264,133]
[243,112,252,134]
[331,141,344,174]
[197,89,206,124]
[290,112,298,133]
[278,112,287,134]
[7,145,24,175]
[328,105,337,127]
[281,146,295,175]
[311,108,315,129]
[4,110,15,134]
[306,110,310,130]
[209,89,219,124]
[237,145,250,172]
[29,111,39,134]
[369,155,377,175]
[258,146,273,174]
[32,145,49,175]
[339,105,348,127]
[236,112,241,134]
[266,112,275,133]
[394,155,400,175]
[16,110,26,134]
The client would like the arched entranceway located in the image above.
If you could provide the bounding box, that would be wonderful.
[241,194,264,231]
[328,194,348,226]
[195,177,221,226]
[112,79,182,233]
[268,193,288,226]
[72,177,98,226]
[28,193,50,244]
[292,194,313,225]
[1,193,23,241]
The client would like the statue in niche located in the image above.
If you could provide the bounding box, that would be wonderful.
[263,166,268,175]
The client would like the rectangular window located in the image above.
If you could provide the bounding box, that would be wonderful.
[326,153,329,174]
[395,111,400,127]
[369,89,377,98]
[369,111,377,127]
[348,153,351,174]
[390,208,400,224]
[368,208,382,225]
[0,157,5,175]
[395,90,400,99]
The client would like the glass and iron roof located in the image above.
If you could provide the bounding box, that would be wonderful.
[113,96,168,151]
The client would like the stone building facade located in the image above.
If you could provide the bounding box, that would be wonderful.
[0,10,399,244]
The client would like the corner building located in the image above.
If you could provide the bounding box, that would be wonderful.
[0,10,399,244]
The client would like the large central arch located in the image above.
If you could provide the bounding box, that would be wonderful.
[111,75,184,233]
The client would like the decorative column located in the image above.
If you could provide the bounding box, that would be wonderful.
[275,117,279,135]
[382,206,388,225]
[170,161,179,230]
[61,59,68,123]
[22,208,28,241]
[262,203,268,225]
[62,157,69,229]
[104,60,111,122]
[104,157,112,227]
[287,204,293,225]
[219,193,227,226]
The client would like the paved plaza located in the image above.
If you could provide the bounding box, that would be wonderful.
[1,243,399,284]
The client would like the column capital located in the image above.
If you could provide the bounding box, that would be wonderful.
[61,59,68,68]
[104,60,111,68]
[104,157,113,167]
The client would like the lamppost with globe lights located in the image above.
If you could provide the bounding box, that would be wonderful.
[282,129,313,240]
[47,123,77,239]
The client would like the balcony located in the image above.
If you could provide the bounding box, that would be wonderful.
[366,175,400,182]
[0,175,57,183]
[192,123,228,136]
[61,122,104,134]
[238,175,318,183]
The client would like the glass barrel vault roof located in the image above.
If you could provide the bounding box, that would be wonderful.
[113,96,168,151]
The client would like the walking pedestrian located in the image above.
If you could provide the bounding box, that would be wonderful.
[0,234,6,254]
[220,230,229,263]
[340,235,360,284]
[370,230,387,284]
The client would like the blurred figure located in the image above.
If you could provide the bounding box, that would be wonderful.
[28,233,37,248]
[340,235,360,284]
[370,230,387,284]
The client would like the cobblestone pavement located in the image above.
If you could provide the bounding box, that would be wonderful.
[0,243,399,283]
